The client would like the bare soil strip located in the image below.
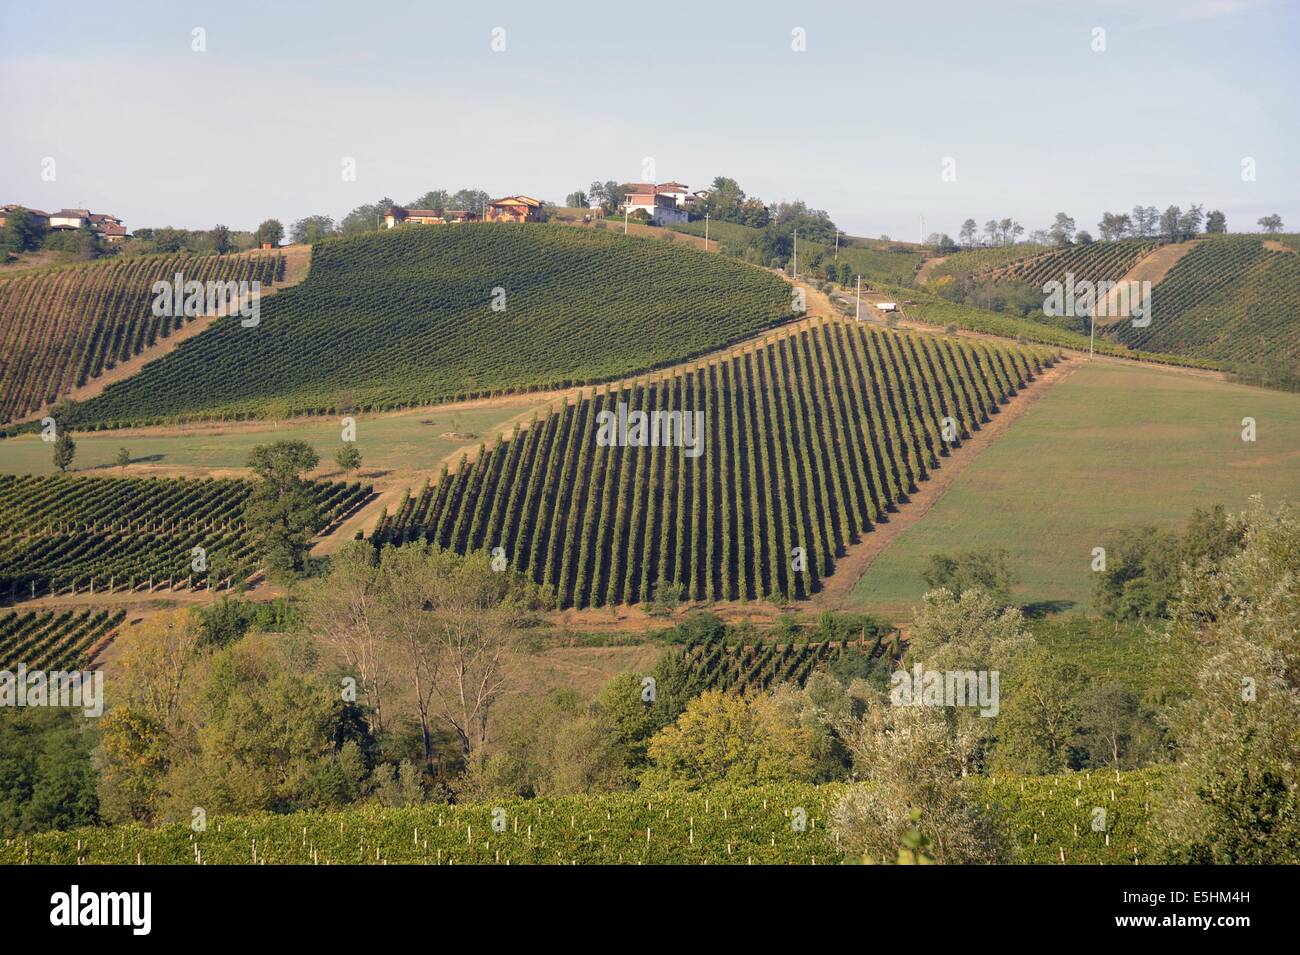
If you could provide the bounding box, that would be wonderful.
[17,244,313,424]
[1093,240,1197,327]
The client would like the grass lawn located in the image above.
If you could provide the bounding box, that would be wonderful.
[0,399,549,476]
[847,359,1300,617]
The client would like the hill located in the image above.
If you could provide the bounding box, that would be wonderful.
[56,224,794,429]
[3,771,1165,865]
[0,251,284,424]
[371,319,1056,608]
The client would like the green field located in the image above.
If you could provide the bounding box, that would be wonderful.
[848,359,1300,615]
[58,224,793,429]
[0,399,547,476]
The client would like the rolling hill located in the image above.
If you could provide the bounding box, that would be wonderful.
[55,224,794,429]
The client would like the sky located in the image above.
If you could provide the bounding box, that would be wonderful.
[2,0,1296,240]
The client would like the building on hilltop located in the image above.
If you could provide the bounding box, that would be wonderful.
[383,206,479,227]
[623,183,689,225]
[486,195,545,223]
[2,205,128,240]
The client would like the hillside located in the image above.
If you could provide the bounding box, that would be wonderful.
[371,319,1056,608]
[4,771,1166,865]
[0,251,284,424]
[57,224,794,429]
[1113,236,1300,371]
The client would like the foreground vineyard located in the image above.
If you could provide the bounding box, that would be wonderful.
[0,474,373,599]
[61,224,793,428]
[372,320,1056,607]
[0,252,283,424]
[3,772,1164,865]
[0,607,125,669]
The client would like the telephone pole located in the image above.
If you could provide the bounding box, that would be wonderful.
[855,274,861,321]
[704,213,710,250]
[792,229,798,278]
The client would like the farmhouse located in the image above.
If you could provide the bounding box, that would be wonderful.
[2,205,129,240]
[486,195,545,223]
[0,205,50,228]
[623,183,689,225]
[49,208,92,230]
[384,206,478,228]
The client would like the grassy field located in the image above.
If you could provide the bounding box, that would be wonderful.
[847,359,1300,616]
[0,399,548,476]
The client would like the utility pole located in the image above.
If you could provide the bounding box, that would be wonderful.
[855,274,861,321]
[1088,314,1095,359]
[792,229,798,278]
[704,214,710,250]
[835,230,840,259]
[624,207,629,235]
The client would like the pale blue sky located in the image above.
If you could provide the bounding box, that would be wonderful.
[2,0,1295,239]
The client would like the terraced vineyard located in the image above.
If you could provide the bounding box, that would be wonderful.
[0,474,373,600]
[0,252,283,424]
[1113,237,1300,366]
[371,320,1056,607]
[0,608,126,669]
[677,630,890,693]
[59,224,793,429]
[991,239,1157,287]
[3,771,1165,864]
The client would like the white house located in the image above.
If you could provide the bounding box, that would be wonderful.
[49,208,91,230]
[623,182,690,226]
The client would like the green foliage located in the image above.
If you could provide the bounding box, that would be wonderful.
[244,441,322,580]
[335,443,362,473]
[922,546,1015,606]
[52,432,75,472]
[114,447,131,470]
[0,710,99,837]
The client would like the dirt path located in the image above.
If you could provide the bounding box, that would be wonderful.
[915,255,949,284]
[1093,240,1197,326]
[17,245,313,425]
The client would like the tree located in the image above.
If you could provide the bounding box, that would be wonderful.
[1098,212,1132,240]
[1093,525,1182,621]
[339,197,395,235]
[587,181,623,216]
[565,190,588,209]
[243,441,321,580]
[1159,205,1183,240]
[0,710,99,836]
[989,644,1084,773]
[52,432,75,472]
[1076,229,1094,244]
[1257,213,1284,233]
[253,219,284,247]
[335,443,362,474]
[642,690,816,789]
[1205,209,1227,233]
[0,207,48,255]
[983,219,1000,246]
[115,447,131,471]
[1076,683,1160,771]
[289,215,336,244]
[210,224,232,254]
[1048,212,1076,246]
[922,547,1015,607]
[1156,498,1300,863]
[448,189,490,215]
[830,700,1010,864]
[959,219,978,249]
[1131,205,1159,238]
[1178,203,1204,238]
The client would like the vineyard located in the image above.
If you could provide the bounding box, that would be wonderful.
[1112,237,1300,366]
[0,607,126,670]
[0,252,283,424]
[987,239,1157,288]
[59,224,794,429]
[676,629,892,693]
[371,319,1057,607]
[1,771,1165,864]
[0,474,373,600]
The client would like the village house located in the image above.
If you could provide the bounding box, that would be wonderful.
[486,195,545,223]
[623,183,689,225]
[48,208,92,230]
[383,206,479,228]
[2,205,128,240]
[0,204,50,229]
